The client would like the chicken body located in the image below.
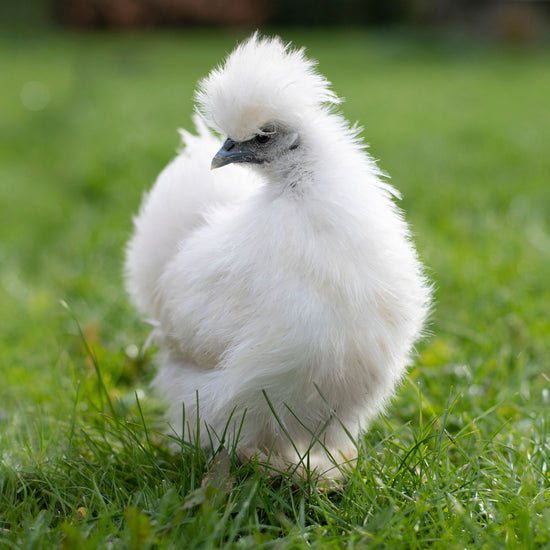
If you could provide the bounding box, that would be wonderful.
[126,35,431,474]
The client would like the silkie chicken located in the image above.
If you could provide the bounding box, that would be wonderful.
[125,33,431,477]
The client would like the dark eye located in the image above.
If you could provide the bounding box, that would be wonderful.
[255,134,271,144]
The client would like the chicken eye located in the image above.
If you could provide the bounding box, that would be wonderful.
[255,134,271,145]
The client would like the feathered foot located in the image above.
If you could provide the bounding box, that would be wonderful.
[236,446,353,489]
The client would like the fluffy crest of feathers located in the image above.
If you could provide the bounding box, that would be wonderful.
[196,33,341,141]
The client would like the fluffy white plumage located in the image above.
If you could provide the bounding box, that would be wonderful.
[126,34,431,474]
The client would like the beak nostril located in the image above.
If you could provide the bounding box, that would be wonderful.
[224,138,235,151]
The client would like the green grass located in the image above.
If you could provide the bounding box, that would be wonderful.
[1,28,550,548]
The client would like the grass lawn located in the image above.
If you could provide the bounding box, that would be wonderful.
[1,27,549,548]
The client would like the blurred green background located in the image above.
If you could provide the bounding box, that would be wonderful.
[1,0,549,466]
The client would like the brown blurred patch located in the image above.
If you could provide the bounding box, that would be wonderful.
[58,0,269,28]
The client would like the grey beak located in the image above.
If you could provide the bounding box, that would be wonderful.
[211,138,258,169]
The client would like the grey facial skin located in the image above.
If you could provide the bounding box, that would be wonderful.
[211,126,299,170]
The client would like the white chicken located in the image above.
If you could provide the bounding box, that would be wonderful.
[125,33,431,475]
